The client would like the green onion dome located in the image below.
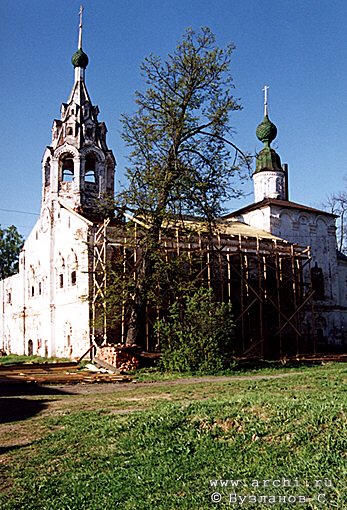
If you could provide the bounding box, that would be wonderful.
[71,48,89,69]
[256,115,277,146]
[255,114,282,173]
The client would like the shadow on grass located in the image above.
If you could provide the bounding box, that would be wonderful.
[0,382,72,397]
[0,397,53,424]
[0,442,35,455]
[0,384,72,424]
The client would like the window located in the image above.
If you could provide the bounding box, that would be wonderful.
[59,274,64,288]
[39,282,42,295]
[71,271,76,286]
[66,126,73,136]
[311,263,324,300]
[44,158,51,187]
[31,286,35,297]
[7,292,11,304]
[28,339,33,356]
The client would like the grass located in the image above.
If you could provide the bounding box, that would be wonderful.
[131,360,323,382]
[0,354,71,366]
[0,364,346,509]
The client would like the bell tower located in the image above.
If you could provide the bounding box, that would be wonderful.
[253,86,287,202]
[41,6,115,219]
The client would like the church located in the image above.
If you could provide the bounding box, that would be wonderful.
[225,92,347,347]
[1,13,346,360]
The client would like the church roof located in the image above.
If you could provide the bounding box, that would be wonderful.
[124,210,290,242]
[223,198,338,219]
[58,200,94,225]
[185,217,286,241]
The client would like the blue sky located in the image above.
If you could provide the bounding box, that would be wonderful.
[1,0,347,237]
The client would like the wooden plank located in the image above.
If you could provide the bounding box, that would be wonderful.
[93,357,121,374]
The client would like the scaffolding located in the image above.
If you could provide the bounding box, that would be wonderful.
[91,217,315,359]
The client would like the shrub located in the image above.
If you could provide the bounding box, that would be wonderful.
[157,288,234,372]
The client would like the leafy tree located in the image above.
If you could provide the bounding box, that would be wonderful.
[157,287,234,372]
[0,225,24,279]
[117,27,249,344]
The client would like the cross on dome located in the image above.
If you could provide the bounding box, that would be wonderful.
[71,5,89,70]
[256,85,277,146]
[263,85,269,116]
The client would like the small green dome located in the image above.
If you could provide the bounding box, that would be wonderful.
[71,48,89,69]
[256,115,277,145]
[254,146,282,174]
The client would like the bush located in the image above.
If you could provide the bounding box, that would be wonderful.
[157,288,234,372]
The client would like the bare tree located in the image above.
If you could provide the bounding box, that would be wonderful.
[324,192,347,253]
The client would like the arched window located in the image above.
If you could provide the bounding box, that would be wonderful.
[311,263,325,300]
[44,158,51,186]
[85,153,96,183]
[61,155,74,182]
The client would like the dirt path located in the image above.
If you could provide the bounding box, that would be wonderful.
[49,370,304,395]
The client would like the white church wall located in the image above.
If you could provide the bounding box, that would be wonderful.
[253,170,285,202]
[336,259,347,345]
[22,220,52,357]
[0,207,92,359]
[0,272,23,354]
[238,209,271,233]
[48,205,91,358]
[274,209,338,305]
[337,259,347,309]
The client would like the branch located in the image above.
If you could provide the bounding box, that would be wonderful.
[200,130,252,170]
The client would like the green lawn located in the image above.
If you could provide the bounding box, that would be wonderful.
[0,364,346,509]
[0,354,71,366]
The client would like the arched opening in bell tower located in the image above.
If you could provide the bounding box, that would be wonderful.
[61,155,74,182]
[85,153,96,183]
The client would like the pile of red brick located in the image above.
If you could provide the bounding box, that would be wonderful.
[95,344,140,372]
